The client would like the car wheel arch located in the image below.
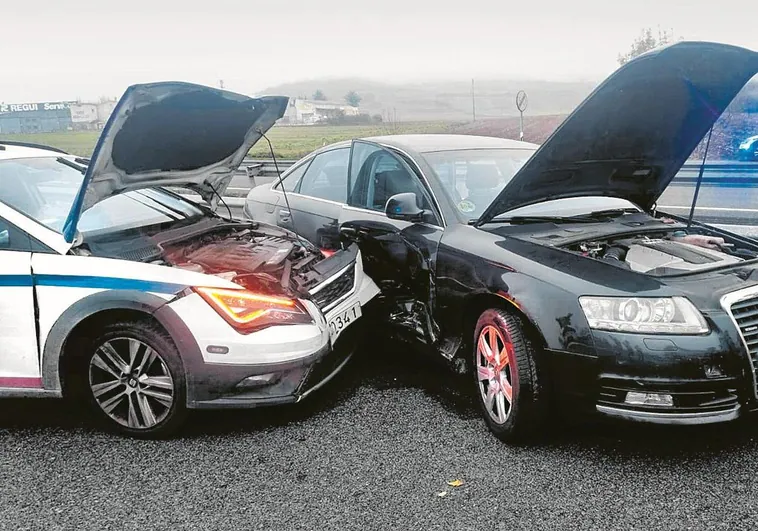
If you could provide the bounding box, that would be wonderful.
[41,290,203,394]
[456,292,547,367]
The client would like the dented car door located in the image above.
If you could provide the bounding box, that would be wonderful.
[338,140,444,348]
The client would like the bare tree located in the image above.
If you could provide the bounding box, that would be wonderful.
[618,27,675,66]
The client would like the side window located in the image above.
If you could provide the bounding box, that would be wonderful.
[0,216,32,252]
[348,143,433,213]
[273,161,309,192]
[297,148,349,203]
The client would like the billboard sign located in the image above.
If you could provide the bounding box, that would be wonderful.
[70,103,98,123]
[0,101,76,114]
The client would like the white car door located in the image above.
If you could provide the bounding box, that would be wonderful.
[0,216,41,389]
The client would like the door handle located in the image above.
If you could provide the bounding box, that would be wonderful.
[278,210,291,223]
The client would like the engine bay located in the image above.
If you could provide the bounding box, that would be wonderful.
[75,218,330,296]
[566,229,758,275]
[161,226,325,295]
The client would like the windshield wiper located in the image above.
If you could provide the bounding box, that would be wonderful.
[581,208,640,218]
[56,157,86,174]
[478,208,641,225]
[499,215,598,224]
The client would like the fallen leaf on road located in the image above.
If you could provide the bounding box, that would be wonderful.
[447,479,465,487]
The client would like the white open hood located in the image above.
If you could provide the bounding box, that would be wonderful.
[62,82,288,242]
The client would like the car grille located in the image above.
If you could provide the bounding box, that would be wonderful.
[729,296,758,393]
[310,264,355,310]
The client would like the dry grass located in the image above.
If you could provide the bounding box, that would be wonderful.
[0,122,454,160]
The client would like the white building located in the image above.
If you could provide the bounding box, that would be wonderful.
[282,98,361,125]
[96,100,117,126]
[68,99,118,130]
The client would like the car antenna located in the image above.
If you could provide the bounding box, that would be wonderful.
[687,126,713,228]
[257,129,311,250]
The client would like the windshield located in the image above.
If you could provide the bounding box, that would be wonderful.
[422,148,535,220]
[0,156,204,234]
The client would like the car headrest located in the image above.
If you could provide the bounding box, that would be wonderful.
[466,164,500,190]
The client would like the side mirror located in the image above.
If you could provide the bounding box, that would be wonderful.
[0,229,8,248]
[385,193,424,223]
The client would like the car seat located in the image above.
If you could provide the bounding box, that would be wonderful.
[318,165,347,202]
[465,164,500,212]
[372,169,417,210]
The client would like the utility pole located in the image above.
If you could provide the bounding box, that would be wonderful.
[471,79,476,122]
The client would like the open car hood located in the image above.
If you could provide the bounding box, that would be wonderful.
[62,82,288,242]
[476,41,758,225]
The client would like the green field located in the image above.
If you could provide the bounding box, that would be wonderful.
[0,122,454,160]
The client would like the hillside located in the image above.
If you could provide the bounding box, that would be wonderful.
[261,78,597,121]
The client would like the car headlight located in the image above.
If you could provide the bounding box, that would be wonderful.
[578,296,708,334]
[194,287,313,334]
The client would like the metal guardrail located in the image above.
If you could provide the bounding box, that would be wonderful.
[226,158,758,198]
[224,159,297,198]
[237,158,296,179]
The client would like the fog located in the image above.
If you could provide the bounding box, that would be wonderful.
[3,0,757,102]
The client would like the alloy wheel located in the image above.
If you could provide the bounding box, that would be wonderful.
[476,325,515,424]
[88,337,175,430]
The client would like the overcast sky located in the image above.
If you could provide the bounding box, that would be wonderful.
[3,0,757,102]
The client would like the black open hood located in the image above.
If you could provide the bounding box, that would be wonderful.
[476,41,758,225]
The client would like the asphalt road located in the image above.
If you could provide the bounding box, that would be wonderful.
[3,345,758,530]
[658,183,758,226]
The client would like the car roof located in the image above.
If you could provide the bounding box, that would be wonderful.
[303,134,539,163]
[363,134,539,153]
[0,143,65,161]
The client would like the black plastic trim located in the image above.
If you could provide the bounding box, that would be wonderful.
[42,290,186,391]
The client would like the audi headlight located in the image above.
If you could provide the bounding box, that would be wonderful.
[578,296,708,334]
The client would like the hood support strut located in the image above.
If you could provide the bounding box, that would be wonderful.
[687,126,713,227]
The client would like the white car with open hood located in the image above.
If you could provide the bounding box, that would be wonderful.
[0,82,379,438]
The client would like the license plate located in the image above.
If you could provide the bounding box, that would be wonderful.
[328,302,361,343]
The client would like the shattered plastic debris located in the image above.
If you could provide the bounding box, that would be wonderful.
[437,491,447,497]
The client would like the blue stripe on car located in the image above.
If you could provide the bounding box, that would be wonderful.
[0,275,34,287]
[0,274,186,293]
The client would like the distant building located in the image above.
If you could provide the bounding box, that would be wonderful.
[0,101,76,134]
[282,98,360,125]
[96,100,117,127]
[0,98,118,134]
[69,99,117,130]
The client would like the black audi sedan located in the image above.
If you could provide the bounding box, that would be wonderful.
[245,41,758,443]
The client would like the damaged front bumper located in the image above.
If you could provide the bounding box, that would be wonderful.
[170,245,379,409]
[186,323,362,409]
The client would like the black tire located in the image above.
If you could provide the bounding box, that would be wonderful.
[70,318,188,439]
[472,308,546,444]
